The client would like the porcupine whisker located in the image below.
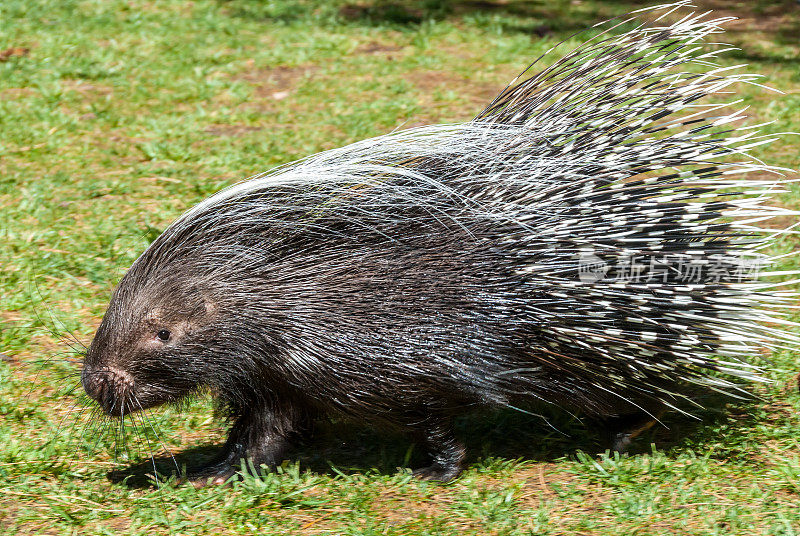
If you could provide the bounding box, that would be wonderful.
[122,404,149,475]
[127,414,178,531]
[78,403,104,451]
[24,308,85,375]
[45,390,86,446]
[120,409,146,472]
[128,405,162,486]
[45,388,105,479]
[66,402,107,474]
[28,375,97,471]
[21,356,85,401]
[91,409,115,460]
[113,397,128,465]
[29,275,87,354]
[133,394,180,478]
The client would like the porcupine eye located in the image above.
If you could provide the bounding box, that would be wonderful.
[156,329,171,342]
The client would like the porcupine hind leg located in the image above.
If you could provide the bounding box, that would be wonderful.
[188,404,304,486]
[411,416,466,482]
[606,409,664,453]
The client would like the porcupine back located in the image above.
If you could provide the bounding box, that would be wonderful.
[129,2,798,420]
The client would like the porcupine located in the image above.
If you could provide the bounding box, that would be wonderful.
[81,2,799,484]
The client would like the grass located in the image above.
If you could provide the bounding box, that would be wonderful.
[1,0,800,534]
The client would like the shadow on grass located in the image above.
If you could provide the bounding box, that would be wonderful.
[219,0,643,33]
[108,392,748,489]
[218,0,800,54]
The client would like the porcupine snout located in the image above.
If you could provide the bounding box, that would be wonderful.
[81,365,134,416]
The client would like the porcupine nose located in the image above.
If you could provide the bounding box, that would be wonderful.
[81,365,109,405]
[81,365,131,414]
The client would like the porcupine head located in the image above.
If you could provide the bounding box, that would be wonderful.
[82,269,218,417]
[81,242,298,486]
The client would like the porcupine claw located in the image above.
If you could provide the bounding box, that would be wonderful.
[177,449,248,487]
[185,466,239,488]
[412,462,463,482]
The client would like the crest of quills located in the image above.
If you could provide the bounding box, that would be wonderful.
[81,2,799,484]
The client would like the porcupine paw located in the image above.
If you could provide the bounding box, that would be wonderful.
[607,411,662,454]
[180,462,241,488]
[412,462,463,482]
[610,432,634,454]
[191,470,238,488]
[412,420,465,482]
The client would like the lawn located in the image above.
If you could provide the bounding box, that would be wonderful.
[1,0,800,534]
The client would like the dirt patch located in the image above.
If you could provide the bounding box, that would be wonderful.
[374,491,449,525]
[356,41,404,55]
[88,514,132,534]
[403,69,506,125]
[0,498,19,529]
[60,80,114,97]
[236,63,318,101]
[339,4,367,20]
[0,310,24,323]
[406,70,456,94]
[0,87,36,99]
[0,46,29,62]
[511,464,582,504]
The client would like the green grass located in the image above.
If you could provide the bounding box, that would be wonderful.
[1,0,800,534]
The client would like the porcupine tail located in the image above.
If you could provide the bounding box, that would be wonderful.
[467,1,800,411]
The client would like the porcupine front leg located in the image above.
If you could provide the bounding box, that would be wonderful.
[411,417,466,482]
[188,405,301,486]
